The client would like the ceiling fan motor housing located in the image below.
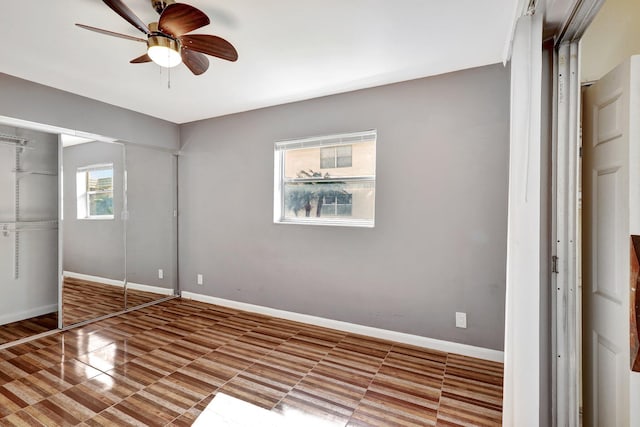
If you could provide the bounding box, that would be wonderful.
[151,0,175,14]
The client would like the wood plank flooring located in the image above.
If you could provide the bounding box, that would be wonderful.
[0,279,170,345]
[63,278,169,326]
[0,313,58,345]
[0,298,503,426]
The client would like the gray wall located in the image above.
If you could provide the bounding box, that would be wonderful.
[0,125,58,324]
[63,142,125,280]
[0,73,179,150]
[179,63,510,350]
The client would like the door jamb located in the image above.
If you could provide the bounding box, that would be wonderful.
[551,0,604,425]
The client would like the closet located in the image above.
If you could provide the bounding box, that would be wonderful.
[0,125,59,343]
[0,120,179,346]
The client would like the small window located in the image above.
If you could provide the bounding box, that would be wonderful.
[274,130,376,227]
[320,192,353,217]
[320,145,352,169]
[76,164,114,219]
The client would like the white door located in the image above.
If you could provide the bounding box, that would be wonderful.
[582,57,640,427]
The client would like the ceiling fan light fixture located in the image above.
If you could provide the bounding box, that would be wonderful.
[147,35,182,68]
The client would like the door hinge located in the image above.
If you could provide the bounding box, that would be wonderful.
[552,255,559,274]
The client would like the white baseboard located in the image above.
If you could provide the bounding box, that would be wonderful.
[64,271,174,296]
[181,291,504,363]
[64,271,123,287]
[0,303,58,326]
[127,282,175,296]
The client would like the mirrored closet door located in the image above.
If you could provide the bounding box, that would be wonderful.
[61,139,126,326]
[0,125,59,345]
[124,144,178,309]
[0,118,179,344]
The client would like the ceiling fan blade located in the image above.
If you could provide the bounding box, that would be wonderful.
[102,0,150,35]
[75,24,147,43]
[159,3,209,37]
[181,49,209,75]
[179,34,238,62]
[130,53,153,63]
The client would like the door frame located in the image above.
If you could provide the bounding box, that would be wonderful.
[551,0,604,424]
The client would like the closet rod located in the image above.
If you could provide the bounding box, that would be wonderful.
[1,221,58,237]
[1,227,58,234]
[0,133,28,145]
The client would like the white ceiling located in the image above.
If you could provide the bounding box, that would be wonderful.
[0,1,520,124]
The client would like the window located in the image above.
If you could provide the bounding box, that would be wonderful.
[76,164,114,219]
[321,192,353,216]
[320,145,352,168]
[274,130,376,227]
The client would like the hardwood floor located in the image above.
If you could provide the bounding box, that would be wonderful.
[0,313,58,346]
[0,298,503,426]
[62,278,127,326]
[63,278,170,326]
[0,279,171,345]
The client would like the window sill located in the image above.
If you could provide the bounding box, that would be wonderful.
[78,216,115,221]
[275,218,374,228]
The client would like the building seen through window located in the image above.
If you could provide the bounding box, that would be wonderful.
[274,130,376,227]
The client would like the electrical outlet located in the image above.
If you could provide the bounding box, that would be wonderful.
[197,274,203,285]
[158,269,163,279]
[455,312,467,329]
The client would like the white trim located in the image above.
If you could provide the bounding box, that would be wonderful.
[0,115,119,144]
[502,0,529,65]
[77,163,113,172]
[275,129,376,150]
[503,12,543,427]
[181,291,504,363]
[63,271,175,296]
[127,282,175,296]
[0,303,58,326]
[63,271,123,287]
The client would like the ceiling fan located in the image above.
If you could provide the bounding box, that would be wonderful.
[76,0,238,75]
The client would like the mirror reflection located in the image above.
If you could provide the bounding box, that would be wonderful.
[0,122,179,343]
[62,139,126,325]
[124,144,177,309]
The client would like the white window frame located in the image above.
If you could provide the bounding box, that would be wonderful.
[274,130,376,227]
[77,163,114,220]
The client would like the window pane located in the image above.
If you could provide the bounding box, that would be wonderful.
[336,145,351,157]
[336,145,352,168]
[336,156,352,168]
[320,157,335,169]
[79,165,114,219]
[321,204,334,216]
[283,141,374,179]
[87,169,113,192]
[276,130,375,227]
[89,193,113,216]
[283,180,374,220]
[336,193,352,204]
[320,147,335,169]
[336,204,352,216]
[324,194,336,204]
